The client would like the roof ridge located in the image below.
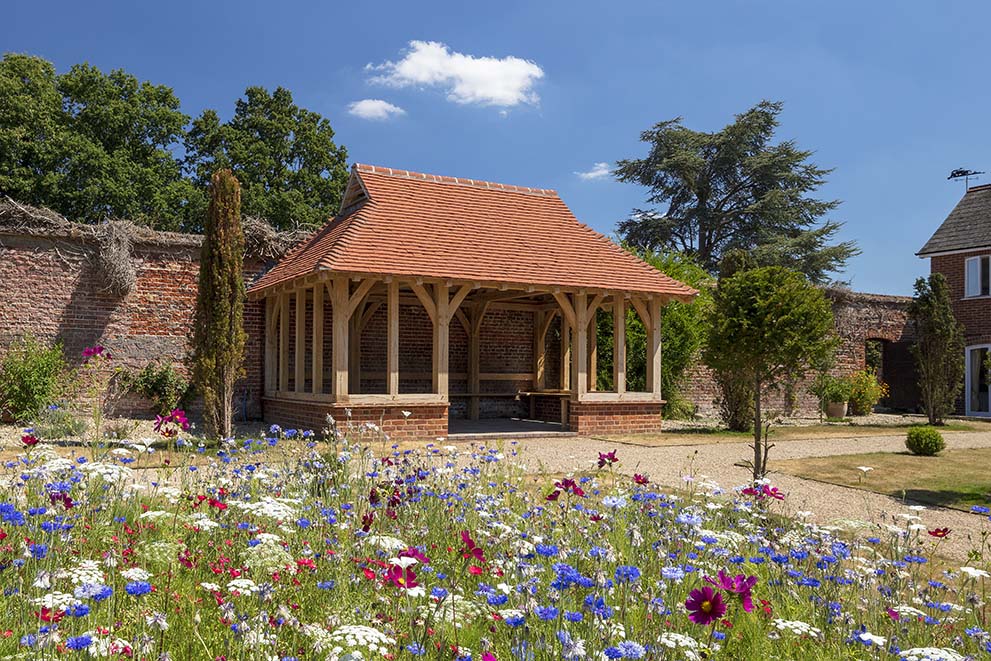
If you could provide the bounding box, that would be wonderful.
[354,163,558,197]
[966,183,991,192]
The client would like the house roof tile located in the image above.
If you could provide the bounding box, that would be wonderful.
[249,164,698,300]
[918,184,991,256]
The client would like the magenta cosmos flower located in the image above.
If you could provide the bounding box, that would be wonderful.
[685,586,727,625]
[705,570,758,612]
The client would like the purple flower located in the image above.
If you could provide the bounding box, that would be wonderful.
[705,570,758,612]
[685,586,726,625]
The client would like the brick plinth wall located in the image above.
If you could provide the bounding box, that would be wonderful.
[262,397,448,441]
[568,401,663,435]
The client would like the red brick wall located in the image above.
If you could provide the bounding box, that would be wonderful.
[0,233,266,419]
[261,397,448,442]
[681,290,917,417]
[932,251,991,347]
[568,401,663,435]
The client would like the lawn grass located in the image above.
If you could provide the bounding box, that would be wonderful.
[597,419,988,447]
[774,447,991,511]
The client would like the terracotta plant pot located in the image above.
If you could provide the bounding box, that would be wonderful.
[826,401,848,419]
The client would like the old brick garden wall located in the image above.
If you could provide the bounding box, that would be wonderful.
[0,231,267,419]
[681,290,918,417]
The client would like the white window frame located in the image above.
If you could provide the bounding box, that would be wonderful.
[965,344,991,417]
[964,255,990,298]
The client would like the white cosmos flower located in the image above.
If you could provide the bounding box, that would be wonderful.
[389,556,418,569]
[960,567,991,579]
[856,631,886,647]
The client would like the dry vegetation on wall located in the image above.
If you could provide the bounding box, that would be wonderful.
[0,197,309,297]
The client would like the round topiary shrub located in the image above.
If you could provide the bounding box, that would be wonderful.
[905,426,945,456]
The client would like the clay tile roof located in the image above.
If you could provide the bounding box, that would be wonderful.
[249,164,698,300]
[918,183,991,256]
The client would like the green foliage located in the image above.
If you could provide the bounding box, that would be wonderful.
[184,86,349,231]
[848,368,888,416]
[192,170,247,438]
[704,266,834,477]
[0,334,67,422]
[616,100,858,284]
[131,361,190,414]
[33,404,88,439]
[905,426,945,456]
[813,374,853,406]
[0,54,348,232]
[908,274,965,425]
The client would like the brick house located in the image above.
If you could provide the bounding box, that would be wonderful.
[248,164,697,439]
[917,183,991,416]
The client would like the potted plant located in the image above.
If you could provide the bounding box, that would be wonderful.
[820,375,853,419]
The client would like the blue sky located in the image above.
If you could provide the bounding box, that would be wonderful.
[6,0,990,294]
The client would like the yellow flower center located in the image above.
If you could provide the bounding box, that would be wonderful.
[701,600,712,613]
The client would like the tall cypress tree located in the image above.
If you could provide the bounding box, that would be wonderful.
[908,273,965,425]
[192,170,246,438]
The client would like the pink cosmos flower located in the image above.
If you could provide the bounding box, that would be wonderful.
[597,450,619,468]
[705,570,758,612]
[685,586,727,625]
[386,565,418,589]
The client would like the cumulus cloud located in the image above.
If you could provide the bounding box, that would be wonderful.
[347,99,406,120]
[367,40,544,107]
[575,162,612,181]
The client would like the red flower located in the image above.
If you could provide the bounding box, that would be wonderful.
[35,607,65,623]
[361,512,375,532]
[554,478,585,497]
[761,485,785,500]
[928,528,951,538]
[208,498,228,512]
[685,586,726,625]
[597,450,619,468]
[704,570,758,612]
[633,473,649,485]
[545,490,561,501]
[460,530,485,563]
[21,434,39,447]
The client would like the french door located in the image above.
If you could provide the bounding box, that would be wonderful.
[966,345,991,417]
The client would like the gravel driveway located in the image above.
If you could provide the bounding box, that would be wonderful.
[515,430,991,561]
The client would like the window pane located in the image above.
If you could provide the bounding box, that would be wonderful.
[966,257,981,297]
[983,256,990,296]
[971,348,990,413]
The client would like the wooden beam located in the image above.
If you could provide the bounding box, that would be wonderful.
[264,297,277,393]
[613,296,626,394]
[294,289,307,393]
[647,296,663,396]
[533,310,546,393]
[359,301,382,332]
[587,312,598,392]
[312,284,324,395]
[586,293,605,326]
[454,309,470,336]
[330,277,350,399]
[432,284,450,397]
[278,293,289,392]
[387,281,399,396]
[409,281,437,323]
[630,295,651,329]
[553,291,577,327]
[349,302,364,393]
[449,284,473,317]
[347,278,377,318]
[572,292,588,398]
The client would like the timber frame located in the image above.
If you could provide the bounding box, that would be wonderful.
[252,271,666,420]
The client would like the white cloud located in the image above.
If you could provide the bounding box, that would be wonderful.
[367,40,544,107]
[575,162,612,181]
[347,99,406,120]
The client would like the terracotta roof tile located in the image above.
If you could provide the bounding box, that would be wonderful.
[249,164,698,300]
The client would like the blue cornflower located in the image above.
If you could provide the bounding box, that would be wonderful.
[564,610,583,622]
[297,518,311,529]
[535,605,559,620]
[125,581,152,597]
[317,581,335,590]
[603,647,623,659]
[505,614,525,627]
[406,643,426,655]
[617,641,646,659]
[66,635,93,651]
[535,543,559,557]
[614,565,641,583]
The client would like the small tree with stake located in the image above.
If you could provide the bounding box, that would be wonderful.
[192,170,246,438]
[704,266,834,480]
[908,273,964,425]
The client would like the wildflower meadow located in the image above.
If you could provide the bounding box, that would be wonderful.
[1,416,990,660]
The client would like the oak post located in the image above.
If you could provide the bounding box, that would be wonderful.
[573,292,588,398]
[387,281,399,396]
[648,296,663,396]
[613,296,626,394]
[330,277,350,400]
[278,293,289,393]
[432,284,450,398]
[312,284,324,394]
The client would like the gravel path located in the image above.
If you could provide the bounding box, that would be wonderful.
[516,431,991,561]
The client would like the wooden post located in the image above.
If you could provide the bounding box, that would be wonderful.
[613,296,626,394]
[587,307,598,392]
[330,277,350,399]
[387,281,399,396]
[264,296,277,394]
[278,293,289,393]
[572,292,588,398]
[533,309,546,400]
[432,284,450,398]
[312,284,324,394]
[648,296,662,396]
[294,289,306,393]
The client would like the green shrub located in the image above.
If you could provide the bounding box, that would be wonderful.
[131,361,190,414]
[848,368,889,416]
[905,426,945,456]
[812,374,852,408]
[33,404,88,439]
[0,335,68,422]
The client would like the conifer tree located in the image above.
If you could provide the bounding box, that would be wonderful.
[192,170,246,438]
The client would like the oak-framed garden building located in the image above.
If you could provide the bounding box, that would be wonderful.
[248,164,697,440]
